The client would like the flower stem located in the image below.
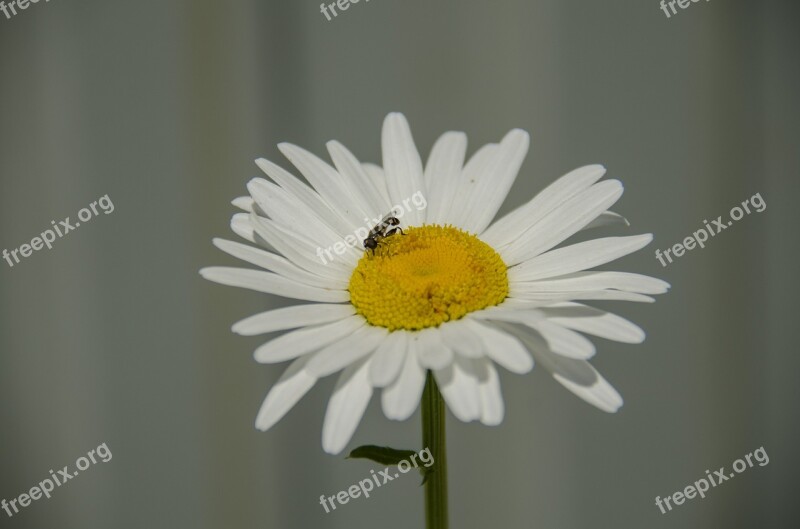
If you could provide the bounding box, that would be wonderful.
[422,371,448,529]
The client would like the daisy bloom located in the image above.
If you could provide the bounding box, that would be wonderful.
[200,112,668,456]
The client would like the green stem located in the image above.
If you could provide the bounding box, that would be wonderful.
[422,371,448,529]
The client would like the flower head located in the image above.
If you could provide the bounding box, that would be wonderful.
[201,112,668,454]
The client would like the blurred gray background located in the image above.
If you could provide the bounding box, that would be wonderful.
[1,0,798,527]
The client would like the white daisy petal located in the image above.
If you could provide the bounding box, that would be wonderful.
[447,143,499,227]
[415,328,454,370]
[540,302,646,344]
[508,234,653,281]
[253,316,365,363]
[434,356,481,422]
[581,210,629,231]
[322,357,373,454]
[509,289,656,304]
[511,271,670,295]
[307,325,388,378]
[424,131,467,225]
[231,213,260,246]
[481,164,606,246]
[327,140,392,220]
[475,358,504,426]
[527,319,596,359]
[260,219,363,270]
[550,361,623,413]
[497,294,646,311]
[250,214,356,277]
[460,129,529,234]
[255,355,317,431]
[464,318,534,374]
[369,331,408,388]
[382,113,426,227]
[503,180,625,265]
[471,306,543,325]
[255,157,355,237]
[232,303,354,336]
[494,297,558,310]
[247,178,361,260]
[279,142,369,227]
[231,196,268,217]
[474,307,595,358]
[509,325,622,412]
[212,238,348,290]
[438,319,484,358]
[231,196,255,212]
[362,163,391,205]
[200,267,349,303]
[382,337,426,420]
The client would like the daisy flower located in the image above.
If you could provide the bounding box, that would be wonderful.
[200,112,668,455]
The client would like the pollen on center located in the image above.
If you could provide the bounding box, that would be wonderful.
[348,225,509,331]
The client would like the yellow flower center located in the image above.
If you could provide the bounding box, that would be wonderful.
[348,225,508,331]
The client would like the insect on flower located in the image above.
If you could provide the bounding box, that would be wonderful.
[363,210,404,253]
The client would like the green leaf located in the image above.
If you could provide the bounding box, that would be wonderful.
[346,445,418,466]
[348,445,434,485]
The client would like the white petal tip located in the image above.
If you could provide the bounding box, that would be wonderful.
[252,351,270,364]
[518,362,535,375]
[599,394,624,413]
[254,158,271,172]
[381,401,417,422]
[322,443,345,455]
[325,139,344,150]
[230,323,247,336]
[383,113,411,130]
[231,196,253,210]
[210,238,226,249]
[277,142,297,157]
[255,416,276,432]
[607,179,625,192]
[442,131,467,141]
[506,128,530,143]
